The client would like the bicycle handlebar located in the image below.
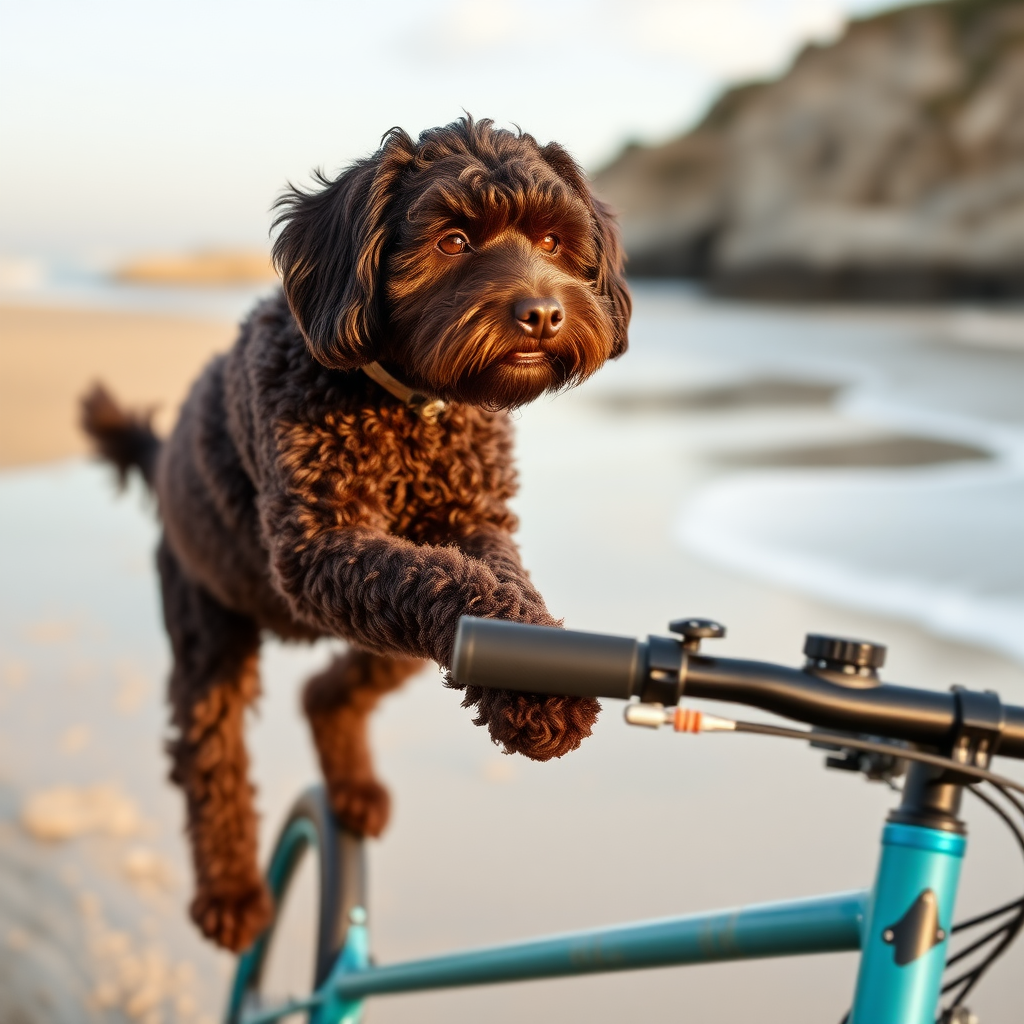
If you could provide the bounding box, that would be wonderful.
[452,617,1024,761]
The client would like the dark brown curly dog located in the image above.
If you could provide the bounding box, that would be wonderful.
[82,116,631,952]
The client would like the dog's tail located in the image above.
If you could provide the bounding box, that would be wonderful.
[80,383,161,488]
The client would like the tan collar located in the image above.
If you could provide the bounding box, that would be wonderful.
[361,362,447,423]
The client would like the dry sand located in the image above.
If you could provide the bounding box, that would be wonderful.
[115,251,278,287]
[0,304,235,468]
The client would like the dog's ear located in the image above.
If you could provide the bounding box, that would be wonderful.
[272,131,416,370]
[540,142,632,358]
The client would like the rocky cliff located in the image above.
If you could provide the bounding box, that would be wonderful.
[594,0,1024,299]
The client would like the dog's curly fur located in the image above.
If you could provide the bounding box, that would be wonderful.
[81,117,630,952]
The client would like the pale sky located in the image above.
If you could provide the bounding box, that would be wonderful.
[0,0,914,260]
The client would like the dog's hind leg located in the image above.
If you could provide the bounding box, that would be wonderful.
[302,650,424,837]
[158,539,272,953]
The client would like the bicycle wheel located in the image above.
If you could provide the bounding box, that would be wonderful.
[225,785,367,1023]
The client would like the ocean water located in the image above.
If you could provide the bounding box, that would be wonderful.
[590,284,1024,669]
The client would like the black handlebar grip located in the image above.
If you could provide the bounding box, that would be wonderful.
[452,617,644,700]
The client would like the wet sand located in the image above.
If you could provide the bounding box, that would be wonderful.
[1,296,1023,1023]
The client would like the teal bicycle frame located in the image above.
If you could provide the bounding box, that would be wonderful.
[230,797,966,1024]
[229,612,1023,1024]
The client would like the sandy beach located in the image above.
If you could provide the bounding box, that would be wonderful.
[0,305,235,468]
[0,303,240,1023]
[2,290,1024,1023]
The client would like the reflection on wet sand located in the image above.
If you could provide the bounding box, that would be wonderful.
[594,376,991,468]
[595,379,840,414]
[718,435,990,469]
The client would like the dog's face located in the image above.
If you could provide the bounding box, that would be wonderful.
[273,118,631,410]
[383,140,626,409]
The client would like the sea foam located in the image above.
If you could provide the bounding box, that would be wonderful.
[678,378,1024,667]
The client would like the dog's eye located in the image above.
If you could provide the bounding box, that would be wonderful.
[538,234,559,254]
[437,233,470,256]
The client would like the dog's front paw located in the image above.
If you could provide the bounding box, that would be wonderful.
[473,690,599,761]
[328,778,391,837]
[191,880,273,953]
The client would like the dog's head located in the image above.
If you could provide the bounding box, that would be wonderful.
[273,117,630,409]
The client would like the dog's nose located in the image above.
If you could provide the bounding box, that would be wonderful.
[513,297,564,340]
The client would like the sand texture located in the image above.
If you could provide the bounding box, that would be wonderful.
[0,786,210,1024]
[0,304,235,468]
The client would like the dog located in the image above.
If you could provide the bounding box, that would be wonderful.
[82,116,631,953]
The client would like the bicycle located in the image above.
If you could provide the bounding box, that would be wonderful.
[225,615,1024,1024]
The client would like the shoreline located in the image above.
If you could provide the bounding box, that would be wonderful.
[4,288,1022,470]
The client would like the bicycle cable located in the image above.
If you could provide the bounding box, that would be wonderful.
[730,722,1024,798]
[950,895,1024,934]
[718,720,1024,1024]
[939,785,1024,1015]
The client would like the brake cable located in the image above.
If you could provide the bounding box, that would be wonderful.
[715,720,1024,1020]
[624,705,1024,798]
[627,706,1024,1023]
[940,785,1024,1016]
